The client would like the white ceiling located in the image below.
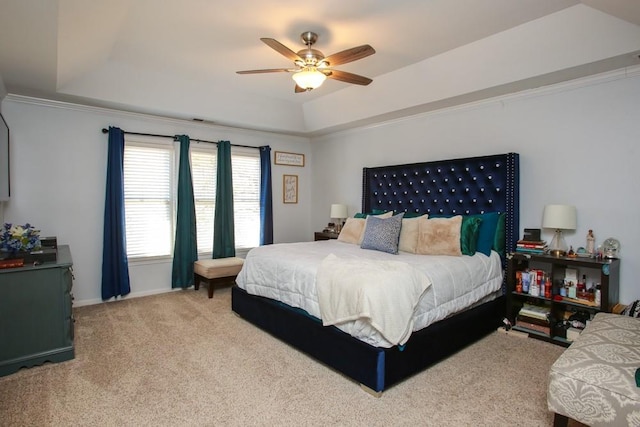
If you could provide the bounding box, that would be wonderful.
[1,0,639,136]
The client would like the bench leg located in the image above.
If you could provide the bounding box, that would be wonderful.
[207,278,214,298]
[194,275,237,299]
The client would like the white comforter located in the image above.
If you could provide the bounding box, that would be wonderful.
[236,240,503,348]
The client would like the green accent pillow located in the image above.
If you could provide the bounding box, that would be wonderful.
[354,212,367,219]
[403,211,423,218]
[460,216,482,256]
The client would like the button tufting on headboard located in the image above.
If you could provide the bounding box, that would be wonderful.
[361,153,520,291]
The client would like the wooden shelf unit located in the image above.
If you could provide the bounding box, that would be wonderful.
[506,252,619,346]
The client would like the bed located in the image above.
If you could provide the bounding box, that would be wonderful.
[232,153,519,394]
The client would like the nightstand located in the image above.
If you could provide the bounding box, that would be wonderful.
[314,231,339,241]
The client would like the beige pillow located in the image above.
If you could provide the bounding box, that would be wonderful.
[338,212,393,245]
[398,214,428,253]
[337,217,366,244]
[416,215,462,256]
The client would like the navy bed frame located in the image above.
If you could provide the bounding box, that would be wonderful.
[232,153,519,393]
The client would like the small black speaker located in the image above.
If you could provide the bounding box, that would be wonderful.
[40,236,57,249]
[523,228,541,242]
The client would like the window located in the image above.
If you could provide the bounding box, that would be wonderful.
[191,146,260,254]
[191,148,217,254]
[123,137,261,260]
[123,141,175,258]
[230,149,261,249]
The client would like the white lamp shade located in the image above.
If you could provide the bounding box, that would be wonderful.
[542,205,577,230]
[330,204,348,219]
[292,68,327,89]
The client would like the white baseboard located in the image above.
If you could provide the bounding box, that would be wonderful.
[74,287,186,307]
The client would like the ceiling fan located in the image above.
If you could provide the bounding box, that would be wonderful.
[236,31,375,93]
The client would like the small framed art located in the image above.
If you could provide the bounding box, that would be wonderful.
[283,174,298,204]
[275,151,305,167]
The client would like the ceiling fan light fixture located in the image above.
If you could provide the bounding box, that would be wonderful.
[292,67,326,90]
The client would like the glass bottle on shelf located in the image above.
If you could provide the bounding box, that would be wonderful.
[587,230,595,256]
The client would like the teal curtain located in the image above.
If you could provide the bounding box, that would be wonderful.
[213,140,235,258]
[171,135,198,288]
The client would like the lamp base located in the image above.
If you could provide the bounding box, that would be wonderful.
[548,249,566,257]
[548,229,568,257]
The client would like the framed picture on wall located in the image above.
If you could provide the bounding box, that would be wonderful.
[275,151,305,167]
[283,174,298,204]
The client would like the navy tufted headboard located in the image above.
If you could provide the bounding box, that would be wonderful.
[362,153,520,264]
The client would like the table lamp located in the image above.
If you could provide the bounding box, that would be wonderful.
[542,204,577,257]
[330,204,348,233]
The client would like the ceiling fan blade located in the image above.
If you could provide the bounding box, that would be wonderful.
[294,84,308,93]
[260,38,303,62]
[322,45,375,66]
[326,70,373,85]
[236,68,292,74]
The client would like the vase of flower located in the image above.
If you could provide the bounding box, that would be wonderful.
[0,223,41,259]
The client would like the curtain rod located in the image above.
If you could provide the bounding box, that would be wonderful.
[101,128,258,150]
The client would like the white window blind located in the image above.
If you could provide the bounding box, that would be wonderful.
[123,142,174,258]
[231,149,260,249]
[123,138,261,260]
[191,148,216,254]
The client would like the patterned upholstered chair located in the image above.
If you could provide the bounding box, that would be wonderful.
[548,312,640,426]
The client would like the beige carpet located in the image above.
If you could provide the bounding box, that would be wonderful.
[0,287,568,426]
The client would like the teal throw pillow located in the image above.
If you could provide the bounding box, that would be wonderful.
[469,212,500,256]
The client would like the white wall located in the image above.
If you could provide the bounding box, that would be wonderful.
[310,67,640,304]
[2,66,639,306]
[0,97,311,305]
[0,75,6,104]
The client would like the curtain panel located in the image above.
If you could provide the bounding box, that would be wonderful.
[259,146,273,245]
[172,135,198,288]
[101,126,131,300]
[213,141,236,258]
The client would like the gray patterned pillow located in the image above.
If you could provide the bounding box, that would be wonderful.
[360,212,404,254]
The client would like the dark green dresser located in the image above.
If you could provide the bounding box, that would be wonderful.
[0,245,74,376]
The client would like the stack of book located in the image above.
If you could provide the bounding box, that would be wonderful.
[515,239,547,254]
[516,303,551,335]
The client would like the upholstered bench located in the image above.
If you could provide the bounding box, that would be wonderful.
[548,312,640,426]
[194,257,244,298]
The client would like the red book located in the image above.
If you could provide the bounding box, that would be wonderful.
[0,258,24,269]
[517,240,547,248]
